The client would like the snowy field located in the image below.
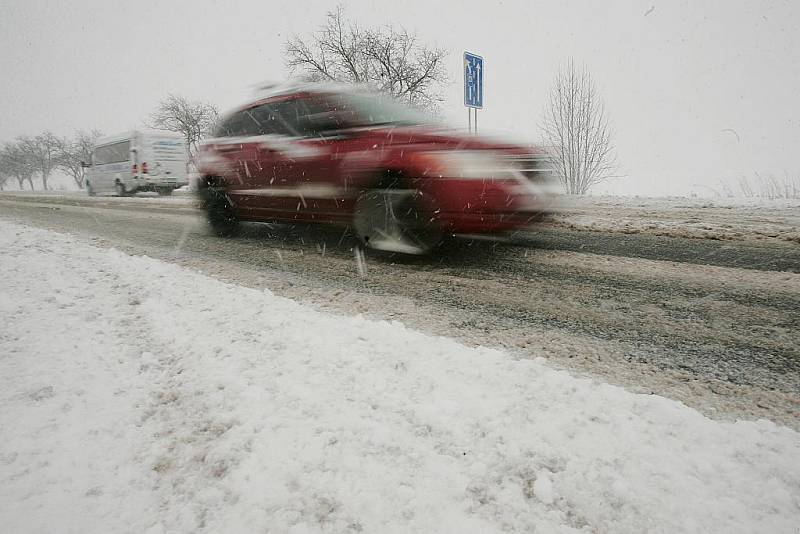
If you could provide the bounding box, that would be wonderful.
[1,220,799,533]
[550,195,800,244]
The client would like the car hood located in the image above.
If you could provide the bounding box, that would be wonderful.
[360,125,541,154]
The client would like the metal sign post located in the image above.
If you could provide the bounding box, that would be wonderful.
[464,51,484,133]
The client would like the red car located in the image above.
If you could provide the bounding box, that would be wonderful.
[197,84,555,254]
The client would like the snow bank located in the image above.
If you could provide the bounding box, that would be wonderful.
[551,195,800,243]
[1,220,798,533]
[569,195,800,210]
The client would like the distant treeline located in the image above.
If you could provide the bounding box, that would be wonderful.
[0,131,102,191]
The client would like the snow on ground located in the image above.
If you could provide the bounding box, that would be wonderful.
[0,189,195,202]
[1,220,799,534]
[550,195,800,243]
[5,190,799,243]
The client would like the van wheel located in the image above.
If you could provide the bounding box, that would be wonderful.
[156,187,173,196]
[86,182,96,197]
[353,189,441,255]
[115,182,127,197]
[203,188,239,237]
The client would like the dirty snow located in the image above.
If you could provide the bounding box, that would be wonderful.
[1,220,799,533]
[551,195,800,243]
[5,190,799,243]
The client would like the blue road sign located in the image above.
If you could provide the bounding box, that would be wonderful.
[464,52,484,109]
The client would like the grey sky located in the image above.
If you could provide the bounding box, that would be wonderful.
[1,0,798,195]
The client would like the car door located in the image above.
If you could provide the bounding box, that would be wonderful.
[242,101,303,218]
[208,110,263,218]
[262,97,341,222]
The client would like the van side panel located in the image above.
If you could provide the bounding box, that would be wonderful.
[88,138,132,193]
[143,135,188,185]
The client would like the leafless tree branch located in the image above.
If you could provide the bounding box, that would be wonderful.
[16,132,61,190]
[285,7,448,110]
[56,130,103,189]
[147,94,219,162]
[0,141,37,190]
[541,60,617,195]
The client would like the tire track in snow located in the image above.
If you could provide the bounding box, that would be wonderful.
[1,195,798,430]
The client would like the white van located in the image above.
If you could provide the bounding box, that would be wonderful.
[85,130,188,196]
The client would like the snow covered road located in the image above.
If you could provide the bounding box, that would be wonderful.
[1,220,799,533]
[1,193,798,431]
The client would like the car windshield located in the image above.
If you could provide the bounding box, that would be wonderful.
[328,93,432,128]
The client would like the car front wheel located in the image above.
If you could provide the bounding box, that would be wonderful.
[353,189,442,255]
[202,187,239,237]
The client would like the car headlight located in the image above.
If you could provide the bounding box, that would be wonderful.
[422,150,521,180]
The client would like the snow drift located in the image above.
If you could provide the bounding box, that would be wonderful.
[0,221,798,533]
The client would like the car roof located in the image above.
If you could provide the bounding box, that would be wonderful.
[224,81,380,117]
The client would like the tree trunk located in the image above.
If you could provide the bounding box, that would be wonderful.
[27,177,34,190]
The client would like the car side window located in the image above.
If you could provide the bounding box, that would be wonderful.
[216,98,339,139]
[294,96,351,136]
[246,99,332,138]
[271,97,342,138]
[244,105,290,137]
[215,113,245,137]
[270,100,309,137]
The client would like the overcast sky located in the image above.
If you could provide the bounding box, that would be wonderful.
[1,0,798,195]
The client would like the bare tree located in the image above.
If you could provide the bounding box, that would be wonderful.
[541,61,617,195]
[148,94,219,161]
[18,132,61,190]
[0,146,11,191]
[285,6,448,109]
[0,141,36,190]
[56,130,102,189]
[736,172,800,199]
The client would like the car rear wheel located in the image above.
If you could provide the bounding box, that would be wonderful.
[203,187,239,237]
[353,189,442,255]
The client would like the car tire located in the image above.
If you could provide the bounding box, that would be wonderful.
[86,182,96,197]
[203,187,239,237]
[156,187,173,196]
[353,188,442,255]
[115,182,127,197]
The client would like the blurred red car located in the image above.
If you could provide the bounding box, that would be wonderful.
[197,83,556,254]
